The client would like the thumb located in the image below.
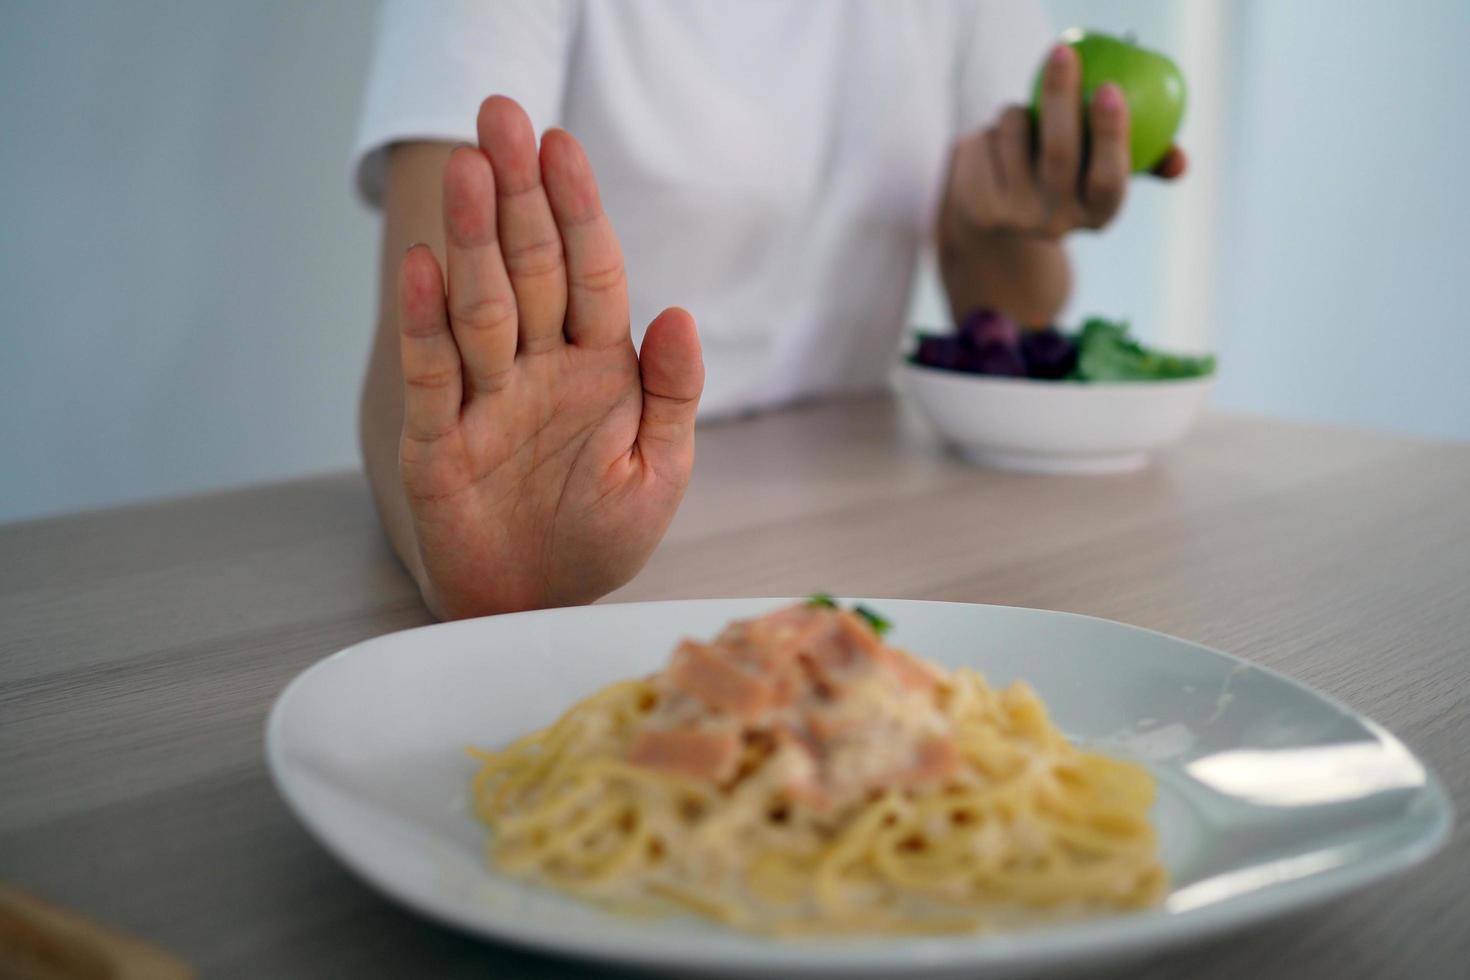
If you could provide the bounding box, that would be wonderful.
[1150,145,1188,180]
[636,306,703,483]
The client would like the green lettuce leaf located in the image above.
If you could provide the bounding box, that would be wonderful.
[1073,318,1216,382]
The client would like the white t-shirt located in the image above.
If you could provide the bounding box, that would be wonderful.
[354,0,1050,418]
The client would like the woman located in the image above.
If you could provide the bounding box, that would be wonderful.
[353,1,1186,619]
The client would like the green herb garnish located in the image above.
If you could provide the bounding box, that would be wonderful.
[807,594,892,636]
[853,604,892,636]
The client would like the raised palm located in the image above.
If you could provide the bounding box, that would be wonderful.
[396,97,703,618]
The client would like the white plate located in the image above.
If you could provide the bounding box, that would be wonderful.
[265,598,1451,978]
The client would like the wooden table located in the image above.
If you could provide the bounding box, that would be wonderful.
[3,394,1467,978]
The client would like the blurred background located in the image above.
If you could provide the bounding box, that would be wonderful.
[2,0,1467,524]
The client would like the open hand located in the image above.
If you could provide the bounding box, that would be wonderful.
[396,96,703,619]
[946,43,1187,242]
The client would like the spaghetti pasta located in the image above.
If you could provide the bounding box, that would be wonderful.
[470,602,1164,934]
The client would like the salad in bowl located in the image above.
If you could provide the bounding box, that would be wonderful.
[900,310,1216,475]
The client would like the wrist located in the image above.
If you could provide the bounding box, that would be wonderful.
[936,205,1072,328]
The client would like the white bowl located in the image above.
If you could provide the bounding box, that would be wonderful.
[898,362,1214,475]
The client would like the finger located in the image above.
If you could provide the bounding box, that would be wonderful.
[442,146,517,390]
[398,244,462,443]
[996,106,1038,212]
[1037,43,1083,212]
[1083,83,1130,227]
[984,128,1008,194]
[540,128,629,350]
[982,128,1024,230]
[1151,145,1188,180]
[635,307,703,484]
[995,107,1032,188]
[476,95,566,354]
[950,132,1005,233]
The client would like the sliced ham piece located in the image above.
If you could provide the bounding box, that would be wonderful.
[628,603,959,802]
[627,726,741,783]
[895,736,960,787]
[796,612,936,695]
[668,639,775,721]
[872,645,942,693]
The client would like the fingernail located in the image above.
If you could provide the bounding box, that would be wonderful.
[405,241,426,255]
[1049,44,1073,67]
[1094,83,1125,112]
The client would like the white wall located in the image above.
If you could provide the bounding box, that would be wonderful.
[2,1,1467,525]
[0,2,379,523]
[1212,0,1470,440]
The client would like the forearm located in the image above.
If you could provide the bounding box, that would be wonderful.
[358,141,458,608]
[937,201,1071,327]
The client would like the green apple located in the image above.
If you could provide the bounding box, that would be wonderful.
[1031,29,1186,173]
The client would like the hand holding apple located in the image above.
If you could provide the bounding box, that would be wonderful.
[1032,31,1187,174]
[943,38,1186,251]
